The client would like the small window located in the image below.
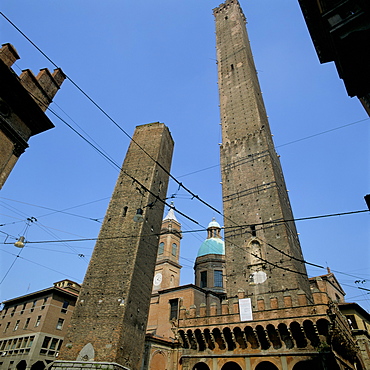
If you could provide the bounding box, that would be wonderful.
[158,242,164,255]
[20,303,26,315]
[2,308,7,319]
[346,315,358,329]
[30,300,37,312]
[41,297,48,310]
[56,318,64,330]
[49,338,58,350]
[4,322,10,332]
[28,337,34,348]
[214,270,223,288]
[14,320,20,331]
[251,225,256,237]
[169,299,179,321]
[42,337,51,349]
[61,301,69,314]
[172,243,177,256]
[200,271,207,288]
[35,316,41,327]
[24,318,30,329]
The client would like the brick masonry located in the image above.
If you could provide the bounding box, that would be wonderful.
[0,43,65,189]
[57,123,174,370]
[214,0,312,305]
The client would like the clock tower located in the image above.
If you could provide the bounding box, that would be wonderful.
[153,203,182,291]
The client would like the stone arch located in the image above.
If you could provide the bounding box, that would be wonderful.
[187,329,197,350]
[30,361,45,370]
[316,318,330,339]
[192,362,210,370]
[256,325,270,350]
[150,350,166,370]
[290,321,307,348]
[203,328,215,350]
[245,325,259,349]
[277,322,294,349]
[233,326,247,349]
[212,327,226,350]
[178,329,189,348]
[194,329,206,351]
[254,361,279,370]
[303,320,320,347]
[16,360,27,370]
[292,357,330,370]
[221,361,243,370]
[266,324,282,349]
[223,327,236,351]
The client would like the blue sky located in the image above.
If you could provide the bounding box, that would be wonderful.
[1,1,369,311]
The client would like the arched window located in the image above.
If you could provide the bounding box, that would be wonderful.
[150,351,166,370]
[172,243,177,256]
[158,242,164,255]
[250,240,262,265]
[192,362,210,370]
[221,361,242,370]
[255,361,279,370]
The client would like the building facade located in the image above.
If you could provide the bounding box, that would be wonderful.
[0,43,65,189]
[0,280,80,370]
[298,0,370,115]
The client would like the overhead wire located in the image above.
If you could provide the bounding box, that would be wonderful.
[1,11,368,295]
[0,196,107,224]
[177,117,369,178]
[0,11,226,227]
[0,248,81,282]
[3,207,366,282]
[3,11,366,253]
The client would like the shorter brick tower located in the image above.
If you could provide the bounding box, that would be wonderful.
[0,43,65,188]
[54,123,174,370]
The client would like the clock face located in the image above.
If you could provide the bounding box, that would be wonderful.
[154,272,162,286]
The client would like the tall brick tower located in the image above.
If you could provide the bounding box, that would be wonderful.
[214,0,312,306]
[56,123,173,370]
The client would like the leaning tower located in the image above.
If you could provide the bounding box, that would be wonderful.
[214,0,311,306]
[175,2,362,369]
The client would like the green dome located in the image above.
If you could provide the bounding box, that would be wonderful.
[197,238,225,257]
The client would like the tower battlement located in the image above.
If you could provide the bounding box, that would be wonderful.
[213,0,246,24]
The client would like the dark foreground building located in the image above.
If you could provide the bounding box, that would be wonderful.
[0,43,65,189]
[298,0,370,115]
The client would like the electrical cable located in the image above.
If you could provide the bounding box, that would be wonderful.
[1,11,368,300]
[3,207,366,282]
[0,11,228,229]
[0,196,105,223]
[177,118,369,178]
[0,248,81,282]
